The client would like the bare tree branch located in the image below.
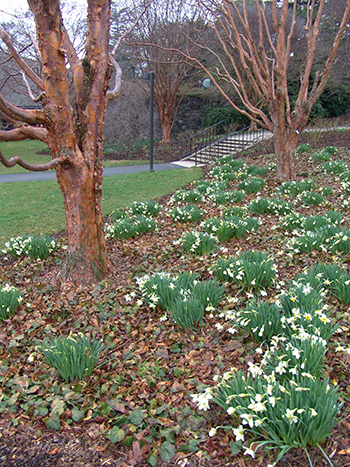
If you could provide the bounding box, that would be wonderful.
[107,54,122,101]
[0,125,48,142]
[0,149,66,171]
[111,0,153,56]
[0,109,22,127]
[0,91,45,124]
[29,32,41,60]
[0,27,44,90]
[307,0,350,107]
[62,25,84,96]
[21,71,45,102]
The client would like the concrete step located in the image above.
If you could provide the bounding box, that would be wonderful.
[181,130,273,165]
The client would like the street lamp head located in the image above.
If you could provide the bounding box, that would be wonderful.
[142,71,154,80]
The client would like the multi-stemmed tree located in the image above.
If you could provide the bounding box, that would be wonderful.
[126,0,201,143]
[178,0,350,180]
[0,0,147,284]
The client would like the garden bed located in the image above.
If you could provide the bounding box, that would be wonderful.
[1,140,350,467]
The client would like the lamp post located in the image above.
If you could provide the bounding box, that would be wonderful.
[143,71,154,172]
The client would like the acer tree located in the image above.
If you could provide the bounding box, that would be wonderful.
[181,0,350,180]
[0,0,147,284]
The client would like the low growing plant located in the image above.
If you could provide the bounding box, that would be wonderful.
[340,171,350,182]
[326,229,350,254]
[296,143,312,154]
[133,216,157,234]
[3,235,59,259]
[249,198,293,216]
[213,250,277,289]
[136,271,198,310]
[128,200,161,217]
[171,189,203,203]
[286,230,327,254]
[295,262,342,292]
[321,186,333,196]
[170,297,205,329]
[36,333,104,383]
[179,231,218,255]
[279,281,324,316]
[323,160,347,174]
[191,279,226,311]
[260,335,327,382]
[227,158,244,170]
[0,284,22,320]
[210,165,236,182]
[236,299,283,343]
[208,190,245,205]
[194,180,230,194]
[111,209,128,220]
[169,205,204,223]
[194,370,341,467]
[303,215,335,232]
[222,206,248,218]
[248,198,270,214]
[331,272,350,304]
[203,216,259,242]
[237,177,265,194]
[136,272,225,313]
[105,216,157,239]
[300,191,324,206]
[312,149,332,162]
[279,283,337,341]
[246,165,269,177]
[279,179,316,197]
[280,212,306,231]
[268,198,293,215]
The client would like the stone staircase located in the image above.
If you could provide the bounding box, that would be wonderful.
[181,128,272,165]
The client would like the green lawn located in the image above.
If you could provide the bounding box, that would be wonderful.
[0,140,156,174]
[0,140,51,175]
[0,167,203,249]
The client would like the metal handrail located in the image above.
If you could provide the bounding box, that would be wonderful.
[173,119,229,160]
[175,119,228,144]
[174,121,269,162]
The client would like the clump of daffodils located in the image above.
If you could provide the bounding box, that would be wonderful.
[0,284,22,319]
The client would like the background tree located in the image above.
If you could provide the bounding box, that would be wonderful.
[0,0,148,284]
[125,0,201,143]
[179,0,350,180]
[314,0,350,118]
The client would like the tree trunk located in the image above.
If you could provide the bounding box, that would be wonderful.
[160,120,172,143]
[273,126,299,181]
[55,149,107,284]
[28,0,110,285]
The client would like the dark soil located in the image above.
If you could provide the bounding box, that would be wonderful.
[1,127,350,467]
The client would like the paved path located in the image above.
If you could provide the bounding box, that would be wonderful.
[0,160,200,184]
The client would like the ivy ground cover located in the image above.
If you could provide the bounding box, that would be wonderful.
[1,146,350,466]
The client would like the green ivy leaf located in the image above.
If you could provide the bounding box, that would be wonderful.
[230,441,242,455]
[34,405,49,417]
[147,450,158,466]
[170,344,181,353]
[108,426,125,444]
[122,435,134,447]
[71,406,85,422]
[128,409,144,426]
[45,415,61,431]
[160,441,175,462]
[50,398,65,416]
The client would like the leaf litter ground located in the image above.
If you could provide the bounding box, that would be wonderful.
[1,135,350,467]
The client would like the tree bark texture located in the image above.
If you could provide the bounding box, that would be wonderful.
[24,0,111,283]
